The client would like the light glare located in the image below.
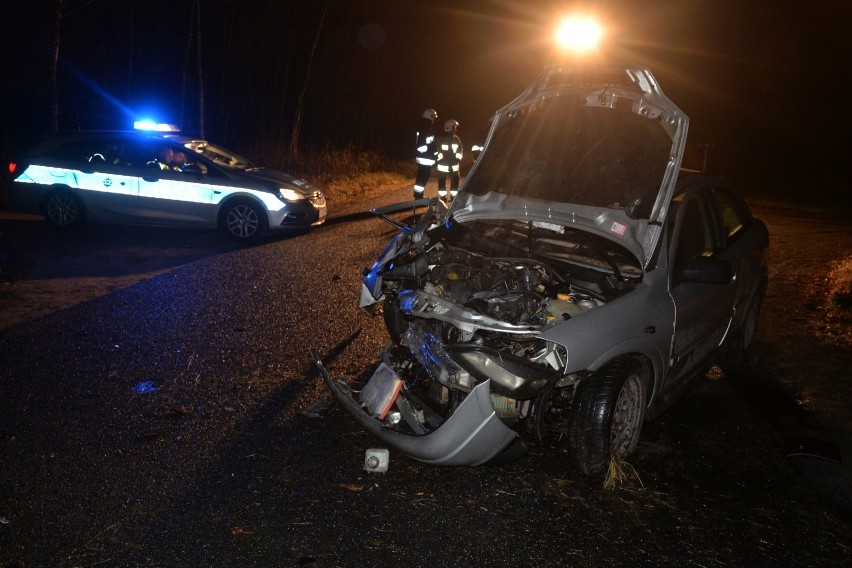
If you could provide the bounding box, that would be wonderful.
[555,16,603,53]
[134,120,180,132]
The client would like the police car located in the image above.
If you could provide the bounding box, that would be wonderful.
[7,125,327,241]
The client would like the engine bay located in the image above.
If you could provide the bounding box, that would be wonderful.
[380,219,643,331]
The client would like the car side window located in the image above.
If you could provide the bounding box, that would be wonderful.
[713,187,752,246]
[121,140,162,168]
[38,139,128,167]
[86,140,128,165]
[43,140,106,163]
[672,191,716,269]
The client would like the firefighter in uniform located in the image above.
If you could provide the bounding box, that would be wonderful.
[413,108,438,199]
[436,119,463,202]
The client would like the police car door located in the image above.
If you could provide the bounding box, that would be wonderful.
[134,142,217,227]
[61,139,139,222]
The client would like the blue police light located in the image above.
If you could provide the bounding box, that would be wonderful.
[134,120,180,132]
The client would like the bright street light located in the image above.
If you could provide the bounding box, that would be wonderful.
[554,16,603,54]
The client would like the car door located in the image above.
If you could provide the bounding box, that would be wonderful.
[709,186,769,333]
[50,138,140,222]
[667,185,738,385]
[133,142,218,227]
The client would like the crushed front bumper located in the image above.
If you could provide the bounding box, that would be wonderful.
[312,350,520,466]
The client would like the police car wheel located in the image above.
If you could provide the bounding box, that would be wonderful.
[44,191,86,229]
[222,200,268,241]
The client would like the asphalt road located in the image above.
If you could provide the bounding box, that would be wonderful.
[1,187,850,567]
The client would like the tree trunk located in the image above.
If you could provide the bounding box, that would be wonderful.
[50,0,64,132]
[195,0,205,138]
[127,0,134,108]
[289,3,327,158]
[179,1,196,130]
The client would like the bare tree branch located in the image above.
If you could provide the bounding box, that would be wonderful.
[289,3,327,158]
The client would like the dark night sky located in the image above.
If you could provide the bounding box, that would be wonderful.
[1,0,850,203]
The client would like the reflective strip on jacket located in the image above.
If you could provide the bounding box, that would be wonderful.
[435,134,463,173]
[415,130,436,165]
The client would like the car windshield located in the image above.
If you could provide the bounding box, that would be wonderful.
[181,140,255,171]
[464,95,672,219]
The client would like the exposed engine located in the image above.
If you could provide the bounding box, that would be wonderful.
[372,241,608,429]
[384,245,603,333]
[427,251,547,325]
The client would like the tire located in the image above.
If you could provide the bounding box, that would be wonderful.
[567,356,649,477]
[533,383,573,449]
[44,191,85,229]
[221,200,268,242]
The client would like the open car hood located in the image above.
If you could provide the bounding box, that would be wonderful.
[449,63,688,268]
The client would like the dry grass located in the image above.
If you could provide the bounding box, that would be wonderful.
[254,145,412,203]
[321,170,411,203]
[808,255,852,348]
[603,456,644,490]
[746,197,851,216]
[825,256,852,310]
[0,281,20,301]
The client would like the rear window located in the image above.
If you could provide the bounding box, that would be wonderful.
[39,139,114,163]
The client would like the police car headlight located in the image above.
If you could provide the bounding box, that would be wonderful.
[278,188,302,202]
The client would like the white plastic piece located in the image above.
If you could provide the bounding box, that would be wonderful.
[364,448,389,473]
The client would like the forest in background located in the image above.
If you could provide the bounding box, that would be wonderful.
[1,0,850,207]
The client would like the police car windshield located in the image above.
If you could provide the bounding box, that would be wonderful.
[182,141,255,171]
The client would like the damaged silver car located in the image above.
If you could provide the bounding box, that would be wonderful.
[316,63,769,476]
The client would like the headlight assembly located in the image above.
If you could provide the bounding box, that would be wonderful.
[278,188,303,202]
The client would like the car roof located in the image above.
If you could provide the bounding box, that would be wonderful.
[25,130,186,154]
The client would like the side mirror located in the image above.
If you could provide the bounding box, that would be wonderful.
[676,256,733,284]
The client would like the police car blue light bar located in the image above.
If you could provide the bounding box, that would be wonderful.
[133,121,180,132]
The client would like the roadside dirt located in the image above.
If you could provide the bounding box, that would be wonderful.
[0,210,243,330]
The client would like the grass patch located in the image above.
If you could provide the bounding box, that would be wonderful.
[825,257,852,311]
[808,255,852,348]
[747,196,852,216]
[0,281,21,302]
[253,145,412,203]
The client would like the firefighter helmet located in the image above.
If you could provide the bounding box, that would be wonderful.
[422,108,438,121]
[443,119,459,133]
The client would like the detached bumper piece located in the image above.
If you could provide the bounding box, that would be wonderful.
[312,349,520,466]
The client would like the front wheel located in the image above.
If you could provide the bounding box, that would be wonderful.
[567,356,649,477]
[221,200,268,242]
[44,191,85,229]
